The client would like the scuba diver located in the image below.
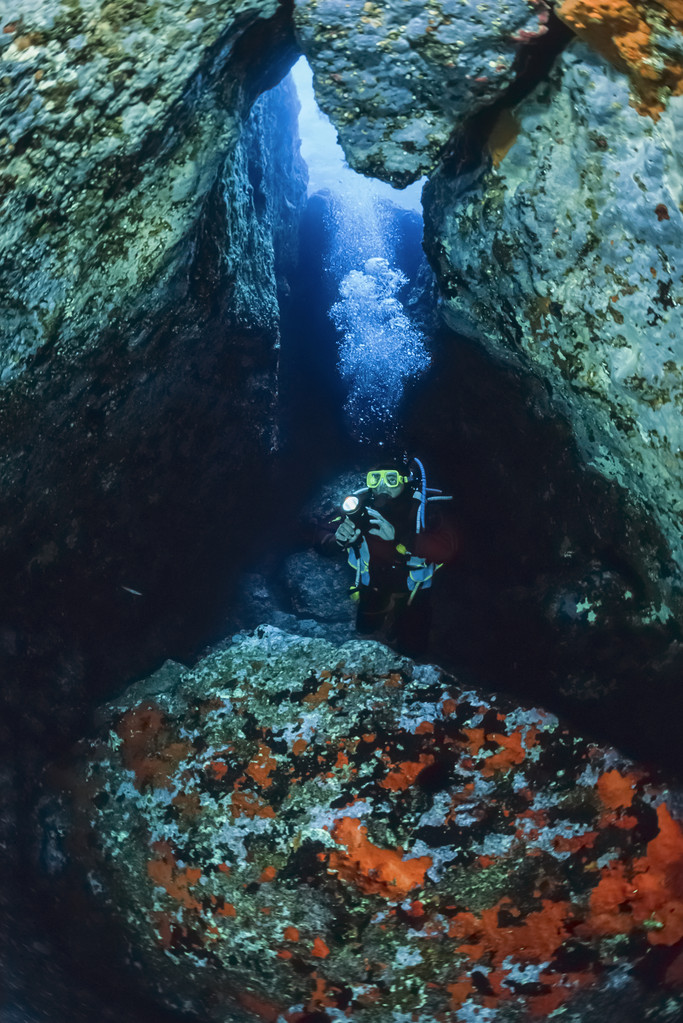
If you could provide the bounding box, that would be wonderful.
[326,456,456,659]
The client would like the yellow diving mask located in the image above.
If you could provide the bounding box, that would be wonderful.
[366,469,408,489]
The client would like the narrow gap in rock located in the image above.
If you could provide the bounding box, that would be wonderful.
[439,9,575,179]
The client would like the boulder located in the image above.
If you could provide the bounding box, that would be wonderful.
[62,626,683,1022]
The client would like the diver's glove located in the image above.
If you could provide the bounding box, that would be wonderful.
[367,509,395,541]
[335,517,361,547]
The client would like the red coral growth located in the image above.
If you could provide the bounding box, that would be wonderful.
[447,977,474,1008]
[556,0,683,117]
[311,936,330,958]
[458,727,529,775]
[481,731,526,776]
[231,790,276,819]
[237,989,282,1022]
[461,727,485,754]
[456,898,573,964]
[415,721,434,735]
[305,972,338,1012]
[245,742,278,789]
[585,860,634,935]
[217,902,237,917]
[303,679,332,706]
[150,911,174,949]
[553,830,599,853]
[583,803,683,944]
[116,703,190,791]
[328,817,432,899]
[147,841,202,912]
[597,769,638,808]
[379,753,435,791]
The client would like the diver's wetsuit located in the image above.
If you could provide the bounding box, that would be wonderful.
[326,487,456,659]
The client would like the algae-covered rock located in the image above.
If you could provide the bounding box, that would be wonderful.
[64,627,683,1022]
[292,0,551,186]
[0,0,291,368]
[424,39,683,593]
[0,11,306,697]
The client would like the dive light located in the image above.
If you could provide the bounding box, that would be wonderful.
[341,493,369,534]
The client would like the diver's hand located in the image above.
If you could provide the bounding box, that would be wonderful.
[335,516,361,546]
[367,509,395,541]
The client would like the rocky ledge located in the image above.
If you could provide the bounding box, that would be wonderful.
[59,627,683,1022]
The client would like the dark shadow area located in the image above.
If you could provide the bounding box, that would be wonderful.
[403,327,683,778]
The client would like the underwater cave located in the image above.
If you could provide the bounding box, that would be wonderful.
[2,2,683,1022]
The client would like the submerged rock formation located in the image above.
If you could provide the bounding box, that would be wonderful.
[425,36,683,601]
[0,2,306,702]
[1,0,293,367]
[292,0,551,185]
[2,2,683,1021]
[289,0,683,603]
[1,0,681,692]
[62,627,683,1022]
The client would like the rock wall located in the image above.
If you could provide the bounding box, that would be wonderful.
[1,0,291,368]
[424,37,683,597]
[0,2,306,712]
[292,0,552,186]
[2,0,682,689]
[1,30,307,1020]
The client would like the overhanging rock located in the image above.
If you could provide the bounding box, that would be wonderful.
[292,0,552,186]
[1,0,292,369]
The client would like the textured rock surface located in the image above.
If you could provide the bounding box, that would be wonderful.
[63,627,683,1022]
[292,0,551,185]
[1,44,307,1023]
[0,16,307,708]
[555,0,683,115]
[425,39,683,594]
[0,0,292,367]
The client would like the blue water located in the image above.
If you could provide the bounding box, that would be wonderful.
[291,60,430,443]
[328,199,430,438]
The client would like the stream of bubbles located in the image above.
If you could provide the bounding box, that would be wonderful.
[292,59,430,444]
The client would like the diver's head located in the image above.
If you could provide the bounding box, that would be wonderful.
[366,461,410,501]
